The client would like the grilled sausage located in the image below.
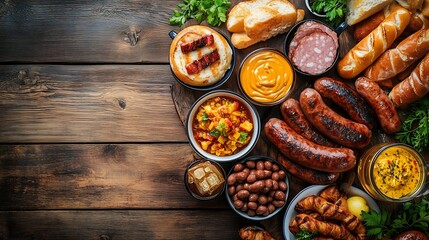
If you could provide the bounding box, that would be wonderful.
[355,77,401,134]
[314,77,377,129]
[277,154,340,184]
[280,98,338,147]
[264,118,356,173]
[299,88,372,149]
[395,230,429,240]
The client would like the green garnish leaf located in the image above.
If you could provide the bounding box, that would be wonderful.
[238,132,248,143]
[209,129,220,137]
[202,112,209,122]
[295,228,317,240]
[169,0,231,27]
[395,98,429,152]
[311,0,347,27]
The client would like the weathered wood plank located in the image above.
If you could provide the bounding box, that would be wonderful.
[0,210,253,240]
[0,0,181,63]
[0,144,232,210]
[0,65,187,143]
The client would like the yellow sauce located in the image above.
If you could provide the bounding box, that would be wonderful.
[373,146,422,199]
[240,50,294,104]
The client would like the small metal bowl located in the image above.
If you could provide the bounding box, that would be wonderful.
[225,155,290,221]
[186,90,261,162]
[305,0,327,18]
[184,159,226,201]
[237,48,296,107]
[168,26,236,91]
[284,19,348,77]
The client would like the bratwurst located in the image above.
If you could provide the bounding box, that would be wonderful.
[265,118,356,173]
[299,88,372,149]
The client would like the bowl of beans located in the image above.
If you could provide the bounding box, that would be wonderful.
[186,90,261,162]
[225,155,289,220]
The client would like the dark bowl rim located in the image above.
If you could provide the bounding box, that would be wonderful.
[184,159,227,201]
[185,90,261,162]
[237,47,296,107]
[168,26,237,91]
[283,19,340,77]
[225,155,290,221]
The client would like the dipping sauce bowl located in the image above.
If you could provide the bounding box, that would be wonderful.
[238,48,295,106]
[358,143,428,202]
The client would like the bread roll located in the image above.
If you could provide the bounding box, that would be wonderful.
[337,7,411,79]
[346,0,393,25]
[423,0,429,18]
[389,53,429,108]
[227,0,302,49]
[396,0,424,12]
[365,28,429,81]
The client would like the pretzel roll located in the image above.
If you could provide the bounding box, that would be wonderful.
[337,7,411,79]
[365,28,429,81]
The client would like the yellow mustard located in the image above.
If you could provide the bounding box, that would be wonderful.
[373,146,422,199]
[240,50,294,104]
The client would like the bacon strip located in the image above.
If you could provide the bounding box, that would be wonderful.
[180,34,214,53]
[185,49,220,75]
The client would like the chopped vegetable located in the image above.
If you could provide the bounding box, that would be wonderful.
[362,197,429,239]
[295,228,317,240]
[169,0,231,27]
[395,98,429,152]
[311,0,347,27]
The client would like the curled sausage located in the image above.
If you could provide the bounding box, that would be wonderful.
[277,154,340,184]
[280,98,338,147]
[264,118,356,173]
[314,77,377,129]
[299,88,372,149]
[355,77,401,134]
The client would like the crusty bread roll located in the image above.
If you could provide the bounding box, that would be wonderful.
[365,29,429,81]
[346,0,393,25]
[396,0,424,12]
[337,7,411,79]
[227,0,303,49]
[389,53,429,107]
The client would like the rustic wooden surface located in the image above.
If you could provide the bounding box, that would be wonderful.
[1,0,428,240]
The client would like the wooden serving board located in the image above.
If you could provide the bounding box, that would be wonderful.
[171,0,428,238]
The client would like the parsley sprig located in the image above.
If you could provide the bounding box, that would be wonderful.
[169,0,231,27]
[395,98,429,152]
[295,228,317,240]
[311,0,346,27]
[362,197,429,239]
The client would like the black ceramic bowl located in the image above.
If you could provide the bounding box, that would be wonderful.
[284,19,348,77]
[168,26,236,91]
[225,155,290,221]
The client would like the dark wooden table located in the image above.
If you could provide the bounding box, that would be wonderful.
[1,1,427,240]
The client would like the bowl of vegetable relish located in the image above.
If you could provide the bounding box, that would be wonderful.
[186,90,261,162]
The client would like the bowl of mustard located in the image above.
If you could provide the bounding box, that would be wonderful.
[238,48,295,107]
[358,143,427,202]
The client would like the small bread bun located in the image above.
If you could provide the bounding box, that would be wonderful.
[346,0,393,25]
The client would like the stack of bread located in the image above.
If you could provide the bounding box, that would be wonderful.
[226,0,304,49]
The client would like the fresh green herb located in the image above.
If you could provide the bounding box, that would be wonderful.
[209,129,220,137]
[362,197,429,239]
[311,0,347,27]
[395,98,429,152]
[202,112,209,122]
[218,122,227,136]
[238,132,248,143]
[169,0,231,27]
[295,228,317,240]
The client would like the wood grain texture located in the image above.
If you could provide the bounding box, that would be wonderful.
[0,210,252,240]
[0,144,229,210]
[0,65,187,143]
[0,0,181,63]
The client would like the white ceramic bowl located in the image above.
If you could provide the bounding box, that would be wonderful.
[283,185,380,240]
[186,90,260,162]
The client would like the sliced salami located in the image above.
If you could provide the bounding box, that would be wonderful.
[288,21,338,62]
[292,32,337,75]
